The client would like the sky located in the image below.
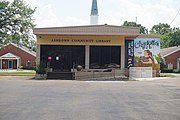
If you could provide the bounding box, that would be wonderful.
[7,0,180,30]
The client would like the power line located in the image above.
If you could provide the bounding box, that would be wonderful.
[170,8,180,25]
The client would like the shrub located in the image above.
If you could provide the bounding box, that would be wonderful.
[22,66,36,70]
[161,69,173,73]
[18,66,23,70]
[35,62,46,74]
[174,70,180,73]
[155,54,166,70]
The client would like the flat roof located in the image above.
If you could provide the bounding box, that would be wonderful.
[33,24,140,37]
[137,34,160,38]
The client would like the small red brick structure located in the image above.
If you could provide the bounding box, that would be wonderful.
[160,46,180,70]
[0,43,36,69]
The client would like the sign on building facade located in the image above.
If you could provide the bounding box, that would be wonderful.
[125,38,160,71]
[134,38,160,66]
[125,40,134,68]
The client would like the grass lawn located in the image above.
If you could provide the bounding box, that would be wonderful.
[0,70,36,76]
[160,73,179,77]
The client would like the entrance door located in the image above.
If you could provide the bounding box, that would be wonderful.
[53,52,72,71]
[8,60,13,69]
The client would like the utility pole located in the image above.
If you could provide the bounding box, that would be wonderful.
[135,16,137,24]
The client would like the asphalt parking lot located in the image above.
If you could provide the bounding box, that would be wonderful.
[0,75,180,120]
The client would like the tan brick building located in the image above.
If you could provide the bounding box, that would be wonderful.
[0,43,36,69]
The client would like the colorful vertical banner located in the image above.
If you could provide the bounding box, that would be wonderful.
[134,38,160,65]
[125,40,134,68]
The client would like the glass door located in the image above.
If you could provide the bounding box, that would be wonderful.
[8,60,13,69]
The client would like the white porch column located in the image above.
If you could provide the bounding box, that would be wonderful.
[85,45,90,69]
[36,44,41,66]
[17,59,19,69]
[121,46,125,69]
[0,59,2,69]
[19,58,21,67]
[177,58,180,70]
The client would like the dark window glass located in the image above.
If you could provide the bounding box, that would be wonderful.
[90,46,121,69]
[40,45,85,71]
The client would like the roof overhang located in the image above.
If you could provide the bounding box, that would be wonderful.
[163,48,180,57]
[33,25,140,38]
[137,34,160,38]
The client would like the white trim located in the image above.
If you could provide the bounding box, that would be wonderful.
[163,48,180,57]
[90,15,98,25]
[36,44,40,65]
[0,59,2,69]
[0,53,20,59]
[121,46,125,69]
[85,45,90,69]
[19,58,21,67]
[17,58,21,69]
[177,58,180,70]
[0,53,20,69]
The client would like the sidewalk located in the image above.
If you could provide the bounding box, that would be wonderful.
[136,73,180,81]
[0,69,18,72]
[0,69,35,72]
[135,77,168,81]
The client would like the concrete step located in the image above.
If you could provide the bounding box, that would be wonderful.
[47,72,75,80]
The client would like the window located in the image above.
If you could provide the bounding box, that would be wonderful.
[168,63,173,69]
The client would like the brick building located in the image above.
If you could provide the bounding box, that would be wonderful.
[0,43,36,69]
[160,46,180,70]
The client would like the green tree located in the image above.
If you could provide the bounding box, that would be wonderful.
[150,23,172,35]
[0,0,36,49]
[155,54,165,70]
[161,28,180,48]
[150,23,180,48]
[122,21,148,34]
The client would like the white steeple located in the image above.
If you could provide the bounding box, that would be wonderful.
[90,0,98,25]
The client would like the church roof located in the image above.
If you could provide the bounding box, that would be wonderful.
[160,46,180,57]
[10,43,36,57]
[0,43,36,57]
[91,0,98,15]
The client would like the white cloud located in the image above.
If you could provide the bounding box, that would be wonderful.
[138,2,178,29]
[99,0,180,29]
[20,0,180,29]
[24,0,39,8]
[64,16,88,26]
[34,4,62,28]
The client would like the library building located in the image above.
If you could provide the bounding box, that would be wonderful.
[33,0,160,79]
[33,25,160,79]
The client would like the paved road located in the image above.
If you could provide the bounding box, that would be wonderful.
[0,76,180,120]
